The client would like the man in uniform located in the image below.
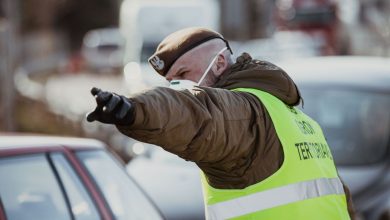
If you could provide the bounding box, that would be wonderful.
[87,27,354,219]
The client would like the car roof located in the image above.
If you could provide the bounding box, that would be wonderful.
[276,56,390,91]
[0,134,106,151]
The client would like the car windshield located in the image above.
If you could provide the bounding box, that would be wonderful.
[77,150,162,220]
[300,87,390,165]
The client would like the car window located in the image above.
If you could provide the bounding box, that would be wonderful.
[300,88,390,165]
[51,153,101,220]
[0,154,71,220]
[77,150,163,220]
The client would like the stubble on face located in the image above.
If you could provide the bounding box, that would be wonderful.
[199,69,219,87]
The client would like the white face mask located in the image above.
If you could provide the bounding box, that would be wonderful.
[168,79,197,90]
[169,47,228,91]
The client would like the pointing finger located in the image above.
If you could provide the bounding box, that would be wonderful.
[117,100,131,119]
[96,91,113,106]
[91,87,101,96]
[105,94,121,113]
[86,110,98,122]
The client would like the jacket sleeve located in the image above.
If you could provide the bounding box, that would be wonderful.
[116,86,261,164]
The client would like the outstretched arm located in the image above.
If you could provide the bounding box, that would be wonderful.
[113,87,263,164]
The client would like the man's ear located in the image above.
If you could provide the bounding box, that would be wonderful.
[214,54,228,76]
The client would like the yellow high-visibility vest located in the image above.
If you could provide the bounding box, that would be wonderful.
[201,88,350,220]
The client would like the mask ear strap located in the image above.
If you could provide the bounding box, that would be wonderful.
[197,47,227,86]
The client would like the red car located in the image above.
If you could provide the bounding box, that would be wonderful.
[274,0,340,55]
[0,134,163,220]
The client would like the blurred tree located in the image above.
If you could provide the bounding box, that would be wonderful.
[55,0,120,52]
[0,0,20,131]
[19,0,120,51]
[0,0,5,130]
[20,0,63,33]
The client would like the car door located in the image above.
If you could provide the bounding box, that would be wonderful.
[76,149,164,220]
[0,153,100,220]
[0,152,100,220]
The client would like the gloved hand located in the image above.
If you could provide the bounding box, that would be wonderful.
[86,87,135,125]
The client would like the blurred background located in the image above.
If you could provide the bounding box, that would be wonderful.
[0,0,389,219]
[1,0,389,159]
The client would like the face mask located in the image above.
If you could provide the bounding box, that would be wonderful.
[169,47,228,91]
[169,79,197,91]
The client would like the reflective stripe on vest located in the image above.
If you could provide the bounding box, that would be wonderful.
[206,177,344,220]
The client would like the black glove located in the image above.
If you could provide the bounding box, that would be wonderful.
[86,87,135,125]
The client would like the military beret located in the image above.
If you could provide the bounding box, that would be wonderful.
[148,27,232,76]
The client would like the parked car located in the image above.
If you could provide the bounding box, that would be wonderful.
[128,56,390,220]
[0,134,163,220]
[234,31,323,63]
[127,145,204,220]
